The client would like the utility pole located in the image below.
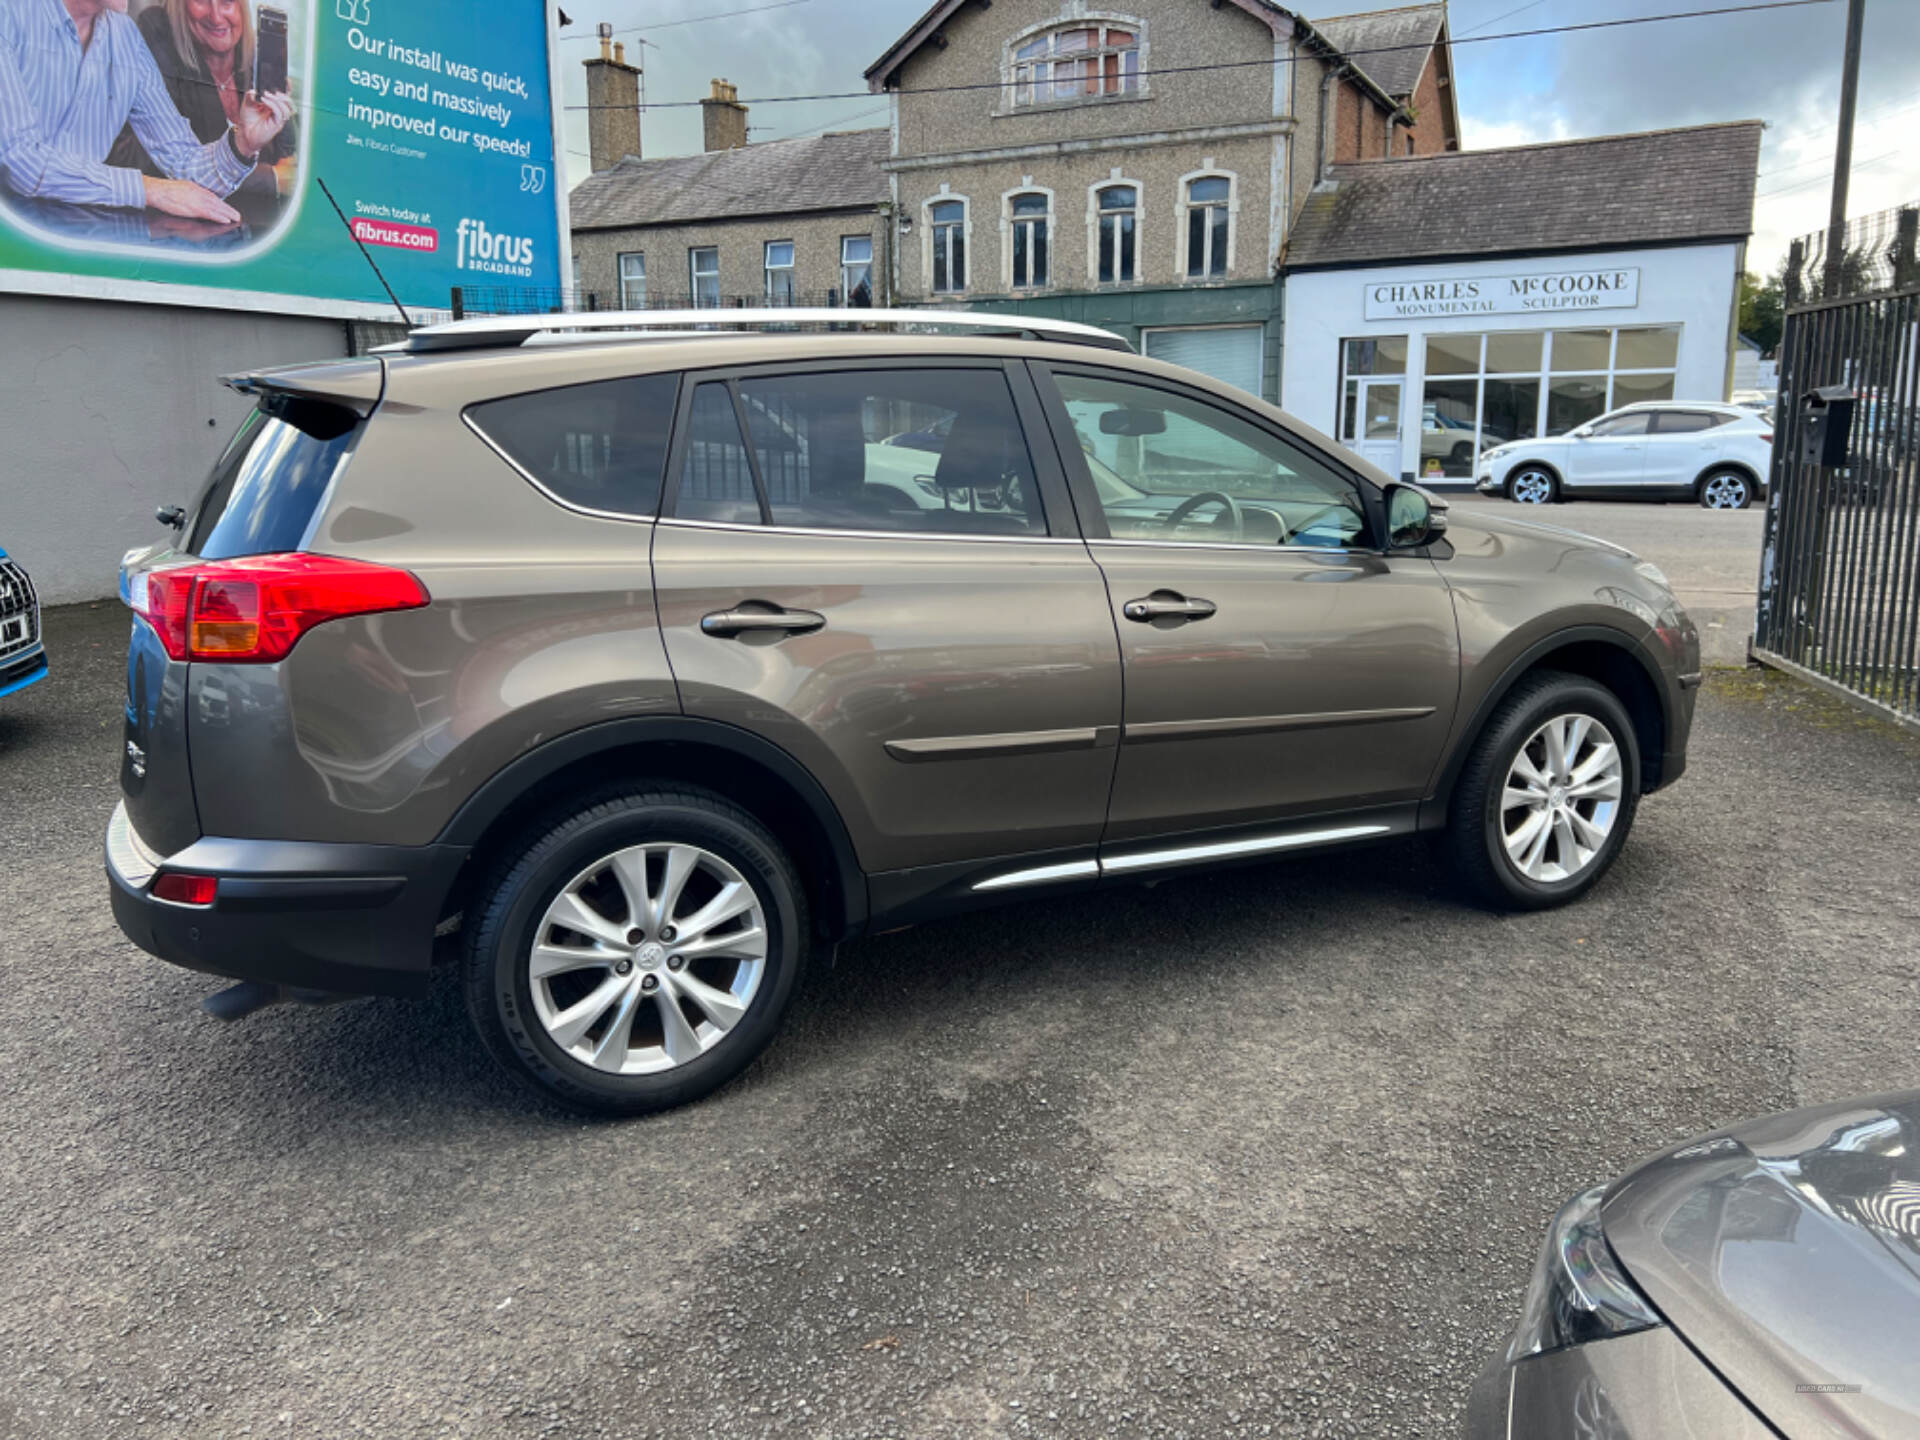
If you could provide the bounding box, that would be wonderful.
[1822,0,1866,297]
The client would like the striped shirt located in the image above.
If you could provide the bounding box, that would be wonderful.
[0,0,250,209]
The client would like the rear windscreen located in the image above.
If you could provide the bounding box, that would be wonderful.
[185,395,360,559]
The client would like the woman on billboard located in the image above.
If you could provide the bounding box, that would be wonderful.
[109,0,300,198]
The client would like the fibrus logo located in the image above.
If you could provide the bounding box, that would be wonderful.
[455,219,536,278]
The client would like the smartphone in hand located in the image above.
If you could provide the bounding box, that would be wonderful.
[254,5,289,95]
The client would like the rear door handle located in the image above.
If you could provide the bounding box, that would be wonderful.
[1122,592,1217,624]
[700,605,826,638]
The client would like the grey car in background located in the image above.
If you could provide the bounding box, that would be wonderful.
[1468,1091,1920,1437]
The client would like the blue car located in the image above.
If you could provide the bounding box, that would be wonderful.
[0,546,47,699]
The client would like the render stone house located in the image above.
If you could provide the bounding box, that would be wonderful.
[865,0,1459,402]
[568,33,891,310]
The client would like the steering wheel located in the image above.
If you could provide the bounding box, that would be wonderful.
[1162,491,1244,540]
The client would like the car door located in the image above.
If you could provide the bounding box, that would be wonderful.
[652,358,1123,894]
[1561,411,1651,494]
[1032,362,1459,851]
[1644,409,1726,496]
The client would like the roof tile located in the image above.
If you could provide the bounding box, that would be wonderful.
[569,129,890,231]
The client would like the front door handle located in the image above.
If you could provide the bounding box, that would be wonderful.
[1122,592,1217,624]
[701,606,826,638]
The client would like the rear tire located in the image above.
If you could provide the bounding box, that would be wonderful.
[1507,466,1558,505]
[1447,671,1641,910]
[463,785,808,1116]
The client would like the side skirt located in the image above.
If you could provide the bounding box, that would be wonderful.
[866,804,1419,930]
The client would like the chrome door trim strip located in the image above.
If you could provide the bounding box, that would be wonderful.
[885,724,1118,762]
[1100,823,1392,873]
[658,517,1084,546]
[971,821,1393,891]
[1122,707,1436,743]
[462,413,665,527]
[972,859,1101,891]
[1088,537,1375,557]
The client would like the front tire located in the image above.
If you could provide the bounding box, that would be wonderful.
[463,785,808,1116]
[1698,469,1752,509]
[1447,671,1641,910]
[1507,466,1558,505]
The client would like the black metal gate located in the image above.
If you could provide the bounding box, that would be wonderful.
[1753,205,1920,731]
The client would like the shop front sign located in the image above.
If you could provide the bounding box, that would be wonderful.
[1363,268,1641,321]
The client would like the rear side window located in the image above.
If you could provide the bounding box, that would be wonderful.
[187,394,360,559]
[467,373,679,519]
[1652,410,1730,433]
[671,368,1045,536]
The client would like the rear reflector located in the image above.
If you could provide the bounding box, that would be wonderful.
[153,873,218,906]
[133,554,428,663]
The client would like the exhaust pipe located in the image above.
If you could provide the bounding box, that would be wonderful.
[201,981,349,1021]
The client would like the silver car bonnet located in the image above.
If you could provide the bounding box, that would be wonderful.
[1601,1090,1920,1437]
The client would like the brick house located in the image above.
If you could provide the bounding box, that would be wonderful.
[865,0,1457,402]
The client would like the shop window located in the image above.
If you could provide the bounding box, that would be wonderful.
[1612,372,1676,408]
[1339,335,1408,451]
[1615,326,1680,370]
[1546,326,1679,431]
[1416,331,1543,480]
[1484,331,1542,373]
[1011,21,1142,107]
[929,198,967,294]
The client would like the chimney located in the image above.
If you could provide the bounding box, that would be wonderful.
[583,22,641,172]
[702,78,748,153]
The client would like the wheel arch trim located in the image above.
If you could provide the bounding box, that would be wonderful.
[435,716,869,938]
[1427,624,1672,819]
[1694,461,1762,491]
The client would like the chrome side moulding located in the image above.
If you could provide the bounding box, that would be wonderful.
[970,822,1395,891]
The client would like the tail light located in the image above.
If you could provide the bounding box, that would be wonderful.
[1761,432,1774,444]
[132,554,428,663]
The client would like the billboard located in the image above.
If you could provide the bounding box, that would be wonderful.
[0,0,563,314]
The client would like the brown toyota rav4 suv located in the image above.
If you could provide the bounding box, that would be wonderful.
[108,310,1699,1114]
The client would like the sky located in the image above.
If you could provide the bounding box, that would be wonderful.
[552,0,1920,276]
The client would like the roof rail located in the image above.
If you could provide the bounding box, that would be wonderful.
[384,307,1134,356]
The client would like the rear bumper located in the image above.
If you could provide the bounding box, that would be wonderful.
[106,801,467,998]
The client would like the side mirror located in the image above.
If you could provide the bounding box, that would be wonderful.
[155,505,185,530]
[1385,483,1447,549]
[1098,407,1167,437]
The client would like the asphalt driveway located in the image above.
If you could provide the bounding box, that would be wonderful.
[2,598,1915,1440]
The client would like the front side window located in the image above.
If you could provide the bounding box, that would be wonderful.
[1057,372,1367,549]
[1011,22,1141,106]
[840,235,873,307]
[672,369,1045,536]
[1184,176,1230,279]
[1010,191,1050,290]
[689,247,720,309]
[1587,412,1652,437]
[1096,184,1138,284]
[765,240,796,305]
[469,373,680,519]
[619,252,646,308]
[930,199,967,294]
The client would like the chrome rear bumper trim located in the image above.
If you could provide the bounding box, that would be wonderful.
[106,801,163,889]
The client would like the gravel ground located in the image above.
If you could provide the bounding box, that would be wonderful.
[3,599,1917,1440]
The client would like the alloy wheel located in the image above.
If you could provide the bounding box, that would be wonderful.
[1500,713,1624,883]
[1702,473,1749,509]
[528,842,768,1075]
[1510,469,1554,504]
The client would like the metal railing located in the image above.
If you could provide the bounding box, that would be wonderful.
[1754,205,1920,731]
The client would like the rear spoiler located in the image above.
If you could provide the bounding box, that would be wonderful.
[221,357,387,418]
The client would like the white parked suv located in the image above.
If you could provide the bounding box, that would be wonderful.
[1476,402,1774,509]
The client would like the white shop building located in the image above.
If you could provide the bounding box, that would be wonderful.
[1280,123,1762,486]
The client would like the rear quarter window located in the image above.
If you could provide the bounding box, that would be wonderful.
[467,373,680,519]
[187,394,360,560]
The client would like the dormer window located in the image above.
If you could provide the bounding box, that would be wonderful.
[1012,22,1140,107]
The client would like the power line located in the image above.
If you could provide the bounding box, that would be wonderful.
[560,0,1837,111]
[1756,149,1897,199]
[560,0,812,40]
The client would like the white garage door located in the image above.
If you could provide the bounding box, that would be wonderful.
[1142,325,1264,397]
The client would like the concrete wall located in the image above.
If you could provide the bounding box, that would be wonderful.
[0,294,346,604]
[573,210,885,307]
